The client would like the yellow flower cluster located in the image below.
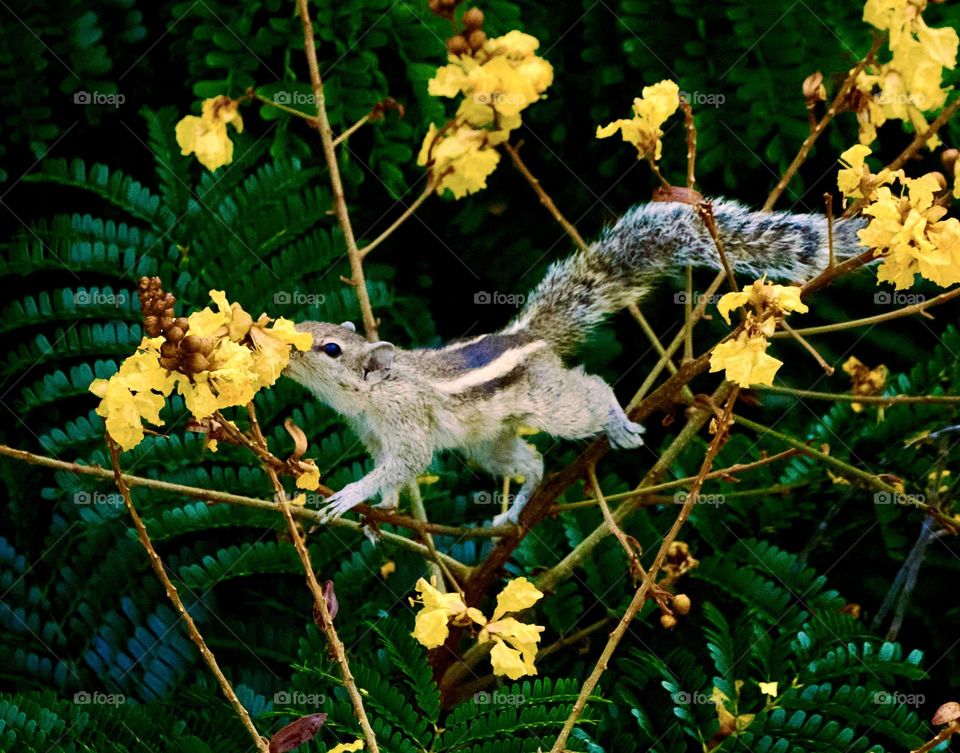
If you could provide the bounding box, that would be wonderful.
[90,290,313,451]
[836,145,901,202]
[709,280,808,388]
[855,0,958,146]
[418,31,553,198]
[175,97,244,171]
[411,576,545,679]
[595,80,680,161]
[856,171,960,289]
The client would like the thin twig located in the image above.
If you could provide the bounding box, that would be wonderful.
[107,440,269,753]
[587,464,643,579]
[549,388,740,753]
[780,320,835,375]
[359,178,436,259]
[247,404,380,753]
[911,719,960,753]
[295,0,378,339]
[505,142,591,252]
[824,192,835,269]
[645,154,672,190]
[678,96,697,190]
[763,35,884,212]
[696,202,738,293]
[332,113,372,147]
[755,384,960,405]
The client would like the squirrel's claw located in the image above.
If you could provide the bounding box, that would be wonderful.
[319,482,367,522]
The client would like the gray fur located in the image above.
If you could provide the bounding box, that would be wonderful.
[285,199,864,525]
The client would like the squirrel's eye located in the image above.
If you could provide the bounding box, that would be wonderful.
[321,342,342,358]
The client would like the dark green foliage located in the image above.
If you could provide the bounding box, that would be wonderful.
[1,0,958,751]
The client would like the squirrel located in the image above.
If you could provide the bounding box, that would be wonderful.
[284,199,864,526]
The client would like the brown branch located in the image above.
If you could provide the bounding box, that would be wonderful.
[697,202,738,292]
[0,443,473,579]
[548,387,740,752]
[763,35,884,212]
[755,385,960,405]
[911,719,960,753]
[678,95,697,189]
[107,440,269,752]
[295,0,378,339]
[359,178,436,260]
[587,464,643,579]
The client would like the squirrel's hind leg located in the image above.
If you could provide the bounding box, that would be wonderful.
[472,433,543,527]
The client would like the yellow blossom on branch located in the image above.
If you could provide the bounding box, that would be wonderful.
[857,172,960,289]
[419,30,552,199]
[836,144,902,202]
[842,356,889,412]
[410,576,545,679]
[709,279,808,388]
[854,0,958,147]
[327,741,364,753]
[595,80,680,161]
[175,96,244,171]
[89,289,312,451]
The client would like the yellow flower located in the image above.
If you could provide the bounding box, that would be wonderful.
[596,80,680,161]
[858,173,960,289]
[328,741,364,753]
[410,578,486,649]
[296,460,321,491]
[716,279,808,325]
[837,145,901,201]
[758,681,779,697]
[175,96,244,171]
[843,356,888,412]
[410,576,544,678]
[709,333,783,388]
[90,290,313,450]
[89,337,176,451]
[417,122,507,199]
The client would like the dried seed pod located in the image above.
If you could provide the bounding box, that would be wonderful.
[179,335,207,354]
[660,613,678,629]
[447,34,470,56]
[462,7,483,29]
[181,353,210,374]
[466,28,486,51]
[673,593,691,615]
[166,326,186,343]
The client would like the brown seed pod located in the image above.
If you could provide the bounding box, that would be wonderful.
[166,326,186,343]
[181,353,210,374]
[160,316,175,332]
[158,356,180,371]
[447,34,470,56]
[179,335,208,354]
[160,341,179,359]
[174,317,190,331]
[673,593,691,615]
[144,316,161,337]
[163,307,175,319]
[660,613,678,629]
[466,28,486,51]
[462,7,483,29]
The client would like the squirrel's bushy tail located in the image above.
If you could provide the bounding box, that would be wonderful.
[504,199,865,354]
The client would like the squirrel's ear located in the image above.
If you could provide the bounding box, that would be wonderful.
[339,321,356,332]
[361,341,394,383]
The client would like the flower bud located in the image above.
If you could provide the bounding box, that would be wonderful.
[159,356,179,371]
[144,316,161,337]
[160,316,175,331]
[941,148,958,172]
[181,353,210,374]
[660,613,678,629]
[466,29,487,51]
[179,335,210,354]
[673,593,691,615]
[166,326,186,343]
[447,34,470,56]
[462,7,484,29]
[160,341,179,359]
[802,71,826,102]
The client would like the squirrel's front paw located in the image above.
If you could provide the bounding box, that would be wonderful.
[606,418,645,449]
[319,483,367,522]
